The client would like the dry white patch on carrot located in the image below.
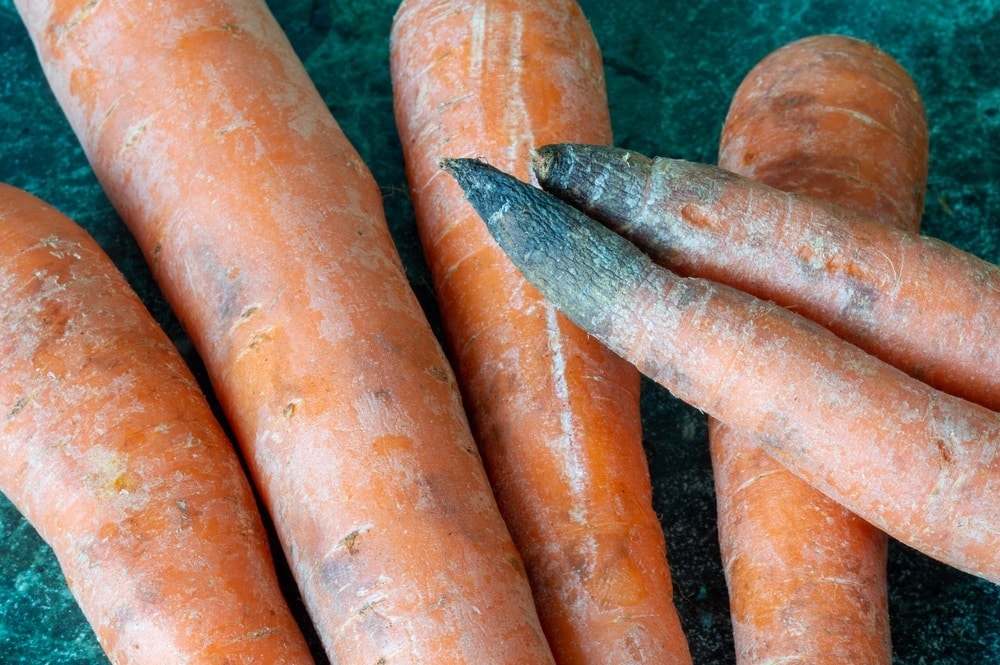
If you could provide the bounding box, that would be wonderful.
[501,9,533,167]
[545,304,587,518]
[29,235,82,260]
[468,1,486,82]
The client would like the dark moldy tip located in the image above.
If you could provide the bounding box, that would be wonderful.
[439,156,652,337]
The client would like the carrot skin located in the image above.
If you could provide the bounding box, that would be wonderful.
[442,156,1000,584]
[16,1,554,662]
[532,143,1000,411]
[708,34,928,665]
[391,3,691,661]
[0,183,314,664]
[718,36,929,231]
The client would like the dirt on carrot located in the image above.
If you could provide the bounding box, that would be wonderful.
[710,33,929,665]
[0,182,315,664]
[14,1,554,662]
[390,1,691,663]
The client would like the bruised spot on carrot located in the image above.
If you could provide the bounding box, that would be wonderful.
[110,471,142,496]
[175,499,191,529]
[341,530,362,555]
[281,399,301,419]
[425,364,450,383]
[235,304,260,323]
[246,328,273,351]
[6,395,31,420]
[373,435,413,455]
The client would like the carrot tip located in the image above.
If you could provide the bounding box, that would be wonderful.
[441,157,649,336]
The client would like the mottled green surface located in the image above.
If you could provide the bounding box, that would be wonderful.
[0,1,998,663]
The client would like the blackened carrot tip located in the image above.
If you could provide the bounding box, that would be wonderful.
[440,156,651,338]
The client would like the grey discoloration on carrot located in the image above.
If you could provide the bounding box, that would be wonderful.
[445,156,1000,584]
[440,158,649,340]
[532,143,1000,411]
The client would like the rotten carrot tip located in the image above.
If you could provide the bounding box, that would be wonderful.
[439,155,650,337]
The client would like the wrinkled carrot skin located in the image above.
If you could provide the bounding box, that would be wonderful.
[443,156,1000,585]
[0,184,314,664]
[532,144,1000,412]
[15,1,554,662]
[711,34,929,665]
[390,2,691,663]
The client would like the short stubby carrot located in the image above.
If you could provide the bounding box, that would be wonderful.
[0,183,314,664]
[711,34,929,665]
[442,156,1000,585]
[15,1,554,662]
[531,143,1000,412]
[391,1,691,663]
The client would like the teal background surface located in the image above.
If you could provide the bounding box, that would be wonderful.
[1,1,999,663]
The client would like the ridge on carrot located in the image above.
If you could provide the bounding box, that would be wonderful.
[15,0,555,662]
[710,33,929,665]
[531,143,1000,412]
[0,182,315,664]
[441,156,1000,585]
[390,2,692,663]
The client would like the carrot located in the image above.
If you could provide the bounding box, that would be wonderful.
[530,143,1000,411]
[390,1,691,663]
[0,182,314,663]
[441,155,1000,585]
[709,34,929,664]
[14,0,554,662]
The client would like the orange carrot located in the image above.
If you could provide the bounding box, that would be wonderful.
[708,34,929,664]
[15,0,554,662]
[390,2,691,663]
[0,183,314,664]
[530,143,1000,411]
[442,156,1000,585]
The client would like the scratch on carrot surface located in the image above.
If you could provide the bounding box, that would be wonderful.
[52,0,103,39]
[874,247,900,287]
[731,468,783,496]
[820,104,894,133]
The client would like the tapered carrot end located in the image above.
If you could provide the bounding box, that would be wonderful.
[440,157,650,336]
[531,144,655,231]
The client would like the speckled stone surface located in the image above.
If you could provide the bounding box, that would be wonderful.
[0,1,998,663]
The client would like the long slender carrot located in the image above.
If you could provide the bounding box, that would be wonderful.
[530,143,1000,411]
[14,1,554,662]
[0,182,314,664]
[390,2,691,663]
[709,34,929,664]
[442,156,1000,585]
